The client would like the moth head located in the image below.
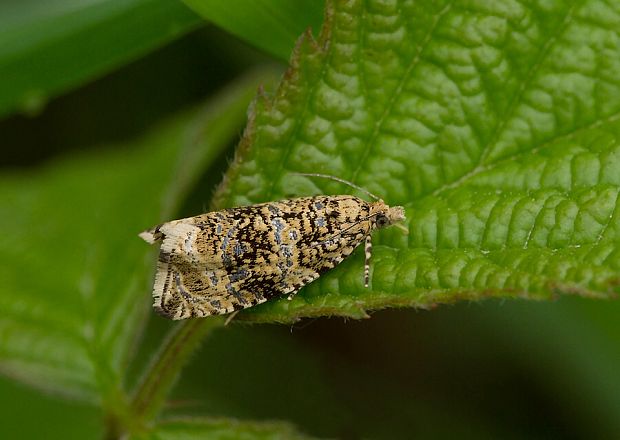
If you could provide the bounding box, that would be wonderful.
[371,201,406,230]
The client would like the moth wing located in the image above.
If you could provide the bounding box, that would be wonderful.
[142,216,255,319]
[141,211,311,320]
[140,196,371,320]
[151,253,319,320]
[311,232,368,275]
[151,255,265,320]
[248,230,369,305]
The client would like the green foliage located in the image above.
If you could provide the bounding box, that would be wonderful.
[1,0,620,438]
[182,0,324,60]
[132,418,312,440]
[216,0,620,322]
[0,72,283,437]
[0,0,201,117]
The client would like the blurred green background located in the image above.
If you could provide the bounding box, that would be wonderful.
[2,1,620,439]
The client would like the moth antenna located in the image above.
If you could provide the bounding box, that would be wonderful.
[291,172,381,201]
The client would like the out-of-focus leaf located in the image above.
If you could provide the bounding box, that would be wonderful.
[166,325,349,437]
[133,417,315,440]
[474,298,620,437]
[0,375,102,439]
[0,0,201,117]
[209,0,620,323]
[181,0,324,60]
[168,299,620,438]
[0,70,272,401]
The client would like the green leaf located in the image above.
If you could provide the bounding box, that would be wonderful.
[0,374,102,439]
[0,71,271,400]
[181,0,324,60]
[134,417,315,440]
[212,1,620,323]
[0,0,201,117]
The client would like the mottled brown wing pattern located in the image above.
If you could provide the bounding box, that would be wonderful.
[140,194,406,320]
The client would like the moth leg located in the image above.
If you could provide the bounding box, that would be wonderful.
[224,310,240,326]
[364,234,372,288]
[286,287,304,301]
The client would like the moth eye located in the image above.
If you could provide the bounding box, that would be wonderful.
[376,214,389,228]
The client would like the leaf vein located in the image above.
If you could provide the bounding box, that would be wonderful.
[596,189,620,244]
[431,109,620,199]
[349,1,454,184]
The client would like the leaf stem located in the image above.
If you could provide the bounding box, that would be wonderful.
[129,317,224,431]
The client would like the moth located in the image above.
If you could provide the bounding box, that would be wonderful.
[140,174,406,320]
